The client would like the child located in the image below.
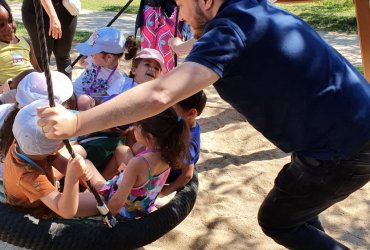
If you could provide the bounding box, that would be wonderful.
[159,91,207,198]
[77,48,165,180]
[0,71,74,160]
[106,48,164,98]
[2,100,104,219]
[0,0,41,92]
[0,71,79,181]
[100,108,190,218]
[73,27,138,111]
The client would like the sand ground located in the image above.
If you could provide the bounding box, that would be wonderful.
[2,3,369,250]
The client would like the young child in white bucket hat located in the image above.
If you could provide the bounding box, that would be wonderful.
[0,71,81,180]
[2,99,105,218]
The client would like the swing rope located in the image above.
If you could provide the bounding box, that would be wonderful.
[32,0,116,228]
[65,0,135,74]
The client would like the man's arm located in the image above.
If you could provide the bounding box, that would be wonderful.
[38,62,219,139]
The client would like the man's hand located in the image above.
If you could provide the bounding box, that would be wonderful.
[37,105,78,139]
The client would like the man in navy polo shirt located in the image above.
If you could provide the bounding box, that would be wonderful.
[38,0,370,249]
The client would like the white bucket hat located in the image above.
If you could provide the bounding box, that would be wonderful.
[13,100,62,156]
[16,71,73,108]
[76,27,126,56]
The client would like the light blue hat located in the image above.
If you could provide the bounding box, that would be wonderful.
[76,27,126,56]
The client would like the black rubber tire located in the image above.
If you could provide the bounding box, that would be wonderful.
[0,171,198,249]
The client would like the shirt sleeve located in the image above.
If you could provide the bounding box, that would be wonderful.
[185,19,246,78]
[188,143,197,165]
[19,172,56,203]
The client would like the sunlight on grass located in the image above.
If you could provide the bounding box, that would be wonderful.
[73,31,92,43]
[8,0,140,13]
[80,0,140,13]
[277,0,356,33]
[15,21,91,44]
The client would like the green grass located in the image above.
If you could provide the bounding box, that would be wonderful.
[80,0,140,13]
[72,31,92,43]
[15,22,91,43]
[8,0,140,13]
[277,0,357,33]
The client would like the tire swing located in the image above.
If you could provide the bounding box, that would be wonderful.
[0,172,198,249]
[0,0,198,248]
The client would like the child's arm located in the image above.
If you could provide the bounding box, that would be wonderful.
[40,155,90,218]
[159,164,195,197]
[24,37,42,72]
[168,37,196,57]
[8,69,35,89]
[107,158,142,215]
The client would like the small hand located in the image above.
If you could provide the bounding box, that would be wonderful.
[67,154,93,181]
[168,37,183,55]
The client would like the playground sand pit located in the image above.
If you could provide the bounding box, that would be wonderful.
[69,49,369,250]
[145,89,369,249]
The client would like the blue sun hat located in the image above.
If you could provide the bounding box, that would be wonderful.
[76,27,126,56]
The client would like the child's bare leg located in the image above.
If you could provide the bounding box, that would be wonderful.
[84,159,106,189]
[74,159,107,218]
[58,144,87,160]
[102,145,133,179]
[75,192,100,217]
[77,94,95,111]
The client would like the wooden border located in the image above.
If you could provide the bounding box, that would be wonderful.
[354,0,370,80]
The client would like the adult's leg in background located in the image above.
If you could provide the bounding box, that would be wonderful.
[21,0,54,69]
[52,2,77,79]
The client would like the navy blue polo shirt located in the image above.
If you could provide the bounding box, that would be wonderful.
[185,0,370,160]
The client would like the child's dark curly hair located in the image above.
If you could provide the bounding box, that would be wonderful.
[128,57,144,78]
[0,104,18,160]
[124,35,140,60]
[138,108,190,168]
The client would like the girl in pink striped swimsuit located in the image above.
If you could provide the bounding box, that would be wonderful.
[100,108,191,218]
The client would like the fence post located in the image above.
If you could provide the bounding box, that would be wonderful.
[354,0,370,80]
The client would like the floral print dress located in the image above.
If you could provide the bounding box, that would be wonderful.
[73,57,127,98]
[100,155,170,218]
